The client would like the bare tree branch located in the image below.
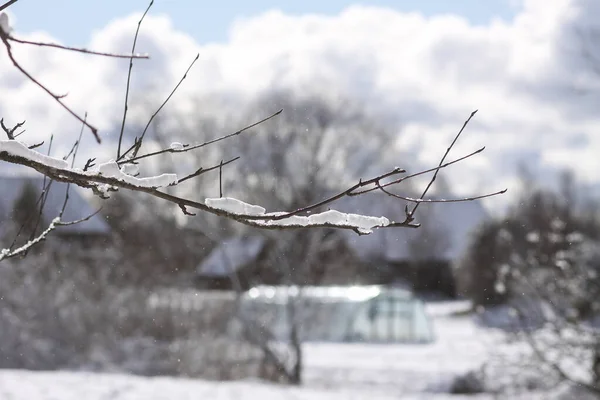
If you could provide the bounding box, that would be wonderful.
[242,168,405,222]
[0,144,397,233]
[27,136,55,246]
[7,177,51,251]
[60,113,88,218]
[27,141,43,149]
[130,53,199,159]
[7,35,150,59]
[351,147,486,196]
[117,0,154,158]
[0,211,101,262]
[177,156,240,185]
[0,29,101,143]
[119,109,283,165]
[0,0,17,13]
[407,110,478,222]
[375,180,506,204]
[0,118,25,139]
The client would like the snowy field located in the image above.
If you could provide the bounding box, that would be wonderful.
[0,301,589,399]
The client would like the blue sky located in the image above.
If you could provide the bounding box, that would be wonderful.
[10,0,516,45]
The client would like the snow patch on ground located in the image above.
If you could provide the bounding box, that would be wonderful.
[0,301,586,399]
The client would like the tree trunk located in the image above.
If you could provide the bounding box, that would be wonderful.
[289,315,302,385]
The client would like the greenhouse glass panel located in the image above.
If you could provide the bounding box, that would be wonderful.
[236,285,435,344]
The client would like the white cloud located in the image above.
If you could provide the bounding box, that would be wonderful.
[1,0,599,211]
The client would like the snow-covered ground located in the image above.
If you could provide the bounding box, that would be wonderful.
[303,301,495,396]
[0,301,588,399]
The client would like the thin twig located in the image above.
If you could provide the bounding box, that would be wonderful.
[178,204,196,216]
[63,140,79,161]
[29,136,55,243]
[83,158,96,171]
[0,118,25,139]
[219,160,224,197]
[60,112,87,217]
[0,210,101,262]
[70,112,86,168]
[7,35,150,59]
[375,181,506,203]
[241,167,406,222]
[351,147,485,196]
[119,109,283,164]
[0,31,100,142]
[177,156,239,184]
[28,141,44,150]
[0,0,18,12]
[117,0,154,159]
[60,208,102,226]
[13,128,25,138]
[8,177,52,251]
[131,53,199,158]
[236,144,499,225]
[408,110,478,219]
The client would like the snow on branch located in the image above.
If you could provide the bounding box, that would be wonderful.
[0,213,98,262]
[0,140,178,190]
[0,137,398,234]
[96,160,177,188]
[0,114,502,235]
[0,217,58,261]
[205,197,267,216]
[0,138,69,169]
[205,197,390,234]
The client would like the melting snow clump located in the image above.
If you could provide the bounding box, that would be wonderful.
[205,197,267,216]
[0,140,69,169]
[97,160,178,188]
[120,163,139,176]
[170,142,185,151]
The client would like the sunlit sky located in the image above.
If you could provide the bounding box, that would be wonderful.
[10,0,516,44]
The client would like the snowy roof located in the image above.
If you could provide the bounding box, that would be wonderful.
[147,287,237,311]
[0,175,110,236]
[336,192,488,262]
[196,236,266,277]
[244,285,413,304]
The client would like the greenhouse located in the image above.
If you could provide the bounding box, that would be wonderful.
[234,285,435,344]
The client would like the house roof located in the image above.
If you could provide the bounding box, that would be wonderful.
[336,191,488,262]
[0,175,110,236]
[196,236,266,278]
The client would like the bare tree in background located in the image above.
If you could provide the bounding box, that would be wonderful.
[501,181,600,395]
[173,93,396,271]
[458,172,600,395]
[163,94,437,383]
